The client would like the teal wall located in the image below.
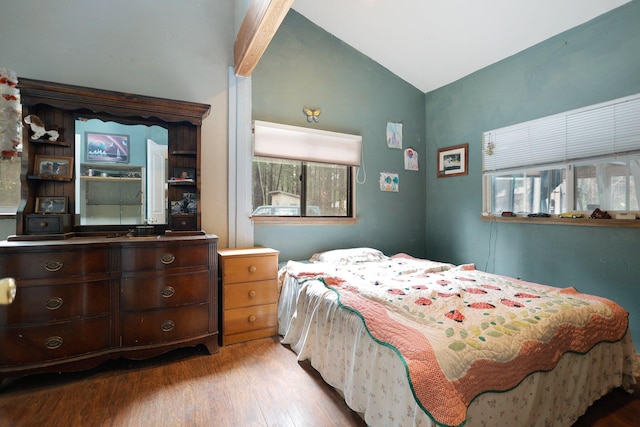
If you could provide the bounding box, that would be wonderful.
[252,11,427,262]
[425,1,640,350]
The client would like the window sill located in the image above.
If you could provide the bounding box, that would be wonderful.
[251,216,360,225]
[481,215,640,228]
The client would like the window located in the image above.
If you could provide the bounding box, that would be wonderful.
[488,167,566,215]
[252,157,350,216]
[483,93,640,217]
[0,155,21,215]
[252,121,361,218]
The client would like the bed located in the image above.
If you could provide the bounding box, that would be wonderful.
[277,248,638,427]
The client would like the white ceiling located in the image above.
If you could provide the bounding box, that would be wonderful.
[292,0,630,93]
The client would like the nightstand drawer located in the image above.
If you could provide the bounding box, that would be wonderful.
[220,253,278,284]
[222,303,277,336]
[223,279,278,310]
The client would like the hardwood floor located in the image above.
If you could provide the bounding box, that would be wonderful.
[0,337,637,427]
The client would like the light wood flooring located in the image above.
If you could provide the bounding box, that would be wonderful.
[0,336,637,427]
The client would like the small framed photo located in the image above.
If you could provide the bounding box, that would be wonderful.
[170,200,184,214]
[35,196,67,214]
[172,167,195,181]
[86,132,129,164]
[437,144,468,178]
[34,155,74,180]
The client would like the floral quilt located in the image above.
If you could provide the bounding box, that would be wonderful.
[286,257,630,427]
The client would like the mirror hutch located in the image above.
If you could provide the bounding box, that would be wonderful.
[0,79,219,381]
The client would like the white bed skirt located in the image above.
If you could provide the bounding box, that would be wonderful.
[278,274,639,427]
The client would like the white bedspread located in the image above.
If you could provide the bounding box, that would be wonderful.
[278,269,639,427]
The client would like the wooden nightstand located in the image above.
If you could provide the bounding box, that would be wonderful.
[218,247,279,345]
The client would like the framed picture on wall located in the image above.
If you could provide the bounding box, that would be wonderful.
[85,132,130,164]
[437,144,468,178]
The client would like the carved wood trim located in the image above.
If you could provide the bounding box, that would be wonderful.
[18,78,210,126]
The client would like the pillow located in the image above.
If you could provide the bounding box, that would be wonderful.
[309,247,389,265]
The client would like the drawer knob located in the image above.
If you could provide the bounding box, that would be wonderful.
[45,336,63,350]
[161,320,175,332]
[161,286,175,298]
[45,297,64,310]
[248,315,256,323]
[160,253,176,265]
[44,260,63,272]
[248,290,256,298]
[39,221,48,227]
[248,265,257,273]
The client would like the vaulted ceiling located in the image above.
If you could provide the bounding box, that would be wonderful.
[291,0,631,92]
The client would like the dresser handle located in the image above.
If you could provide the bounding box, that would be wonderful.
[44,260,63,272]
[248,315,256,323]
[45,336,63,350]
[248,290,256,298]
[45,297,63,310]
[161,320,175,332]
[248,265,257,273]
[160,253,176,265]
[161,286,175,298]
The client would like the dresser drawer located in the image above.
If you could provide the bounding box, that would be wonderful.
[0,280,111,326]
[0,247,109,280]
[169,214,197,231]
[121,270,209,311]
[220,253,278,284]
[25,214,72,234]
[0,316,112,366]
[121,304,209,346]
[223,303,277,336]
[224,279,278,310]
[121,242,209,272]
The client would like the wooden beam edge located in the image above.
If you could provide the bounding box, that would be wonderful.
[234,0,294,77]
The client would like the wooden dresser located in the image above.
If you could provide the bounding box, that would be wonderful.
[218,247,279,345]
[0,234,218,380]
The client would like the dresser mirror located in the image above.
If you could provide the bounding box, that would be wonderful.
[74,117,169,226]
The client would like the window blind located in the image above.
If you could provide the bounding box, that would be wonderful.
[483,93,640,172]
[253,120,362,166]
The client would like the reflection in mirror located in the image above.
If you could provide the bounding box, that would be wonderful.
[74,118,168,225]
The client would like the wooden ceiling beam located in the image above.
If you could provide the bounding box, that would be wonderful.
[234,0,294,77]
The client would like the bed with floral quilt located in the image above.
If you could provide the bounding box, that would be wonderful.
[277,248,638,427]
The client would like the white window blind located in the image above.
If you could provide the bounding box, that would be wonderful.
[253,120,362,166]
[483,93,640,172]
